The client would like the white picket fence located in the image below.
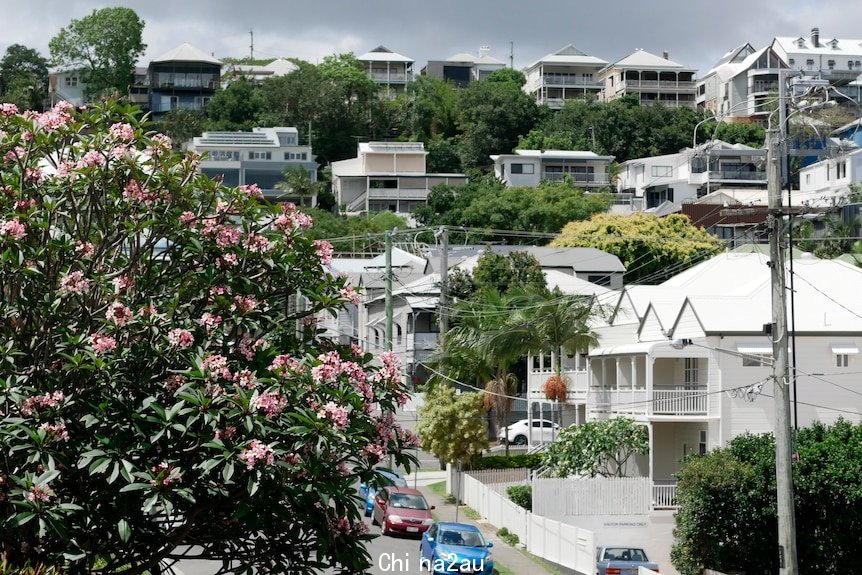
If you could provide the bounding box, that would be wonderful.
[452,468,596,575]
[532,476,652,516]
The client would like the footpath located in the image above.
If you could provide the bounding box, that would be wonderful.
[416,477,556,575]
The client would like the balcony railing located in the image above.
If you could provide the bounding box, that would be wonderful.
[624,79,696,90]
[541,172,610,184]
[652,482,678,509]
[710,170,767,181]
[652,388,708,415]
[528,369,589,403]
[370,72,408,82]
[412,332,439,351]
[542,74,603,88]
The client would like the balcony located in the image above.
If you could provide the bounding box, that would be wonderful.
[710,170,767,181]
[411,332,439,351]
[542,74,603,89]
[370,71,409,82]
[541,172,610,185]
[652,387,708,416]
[589,386,710,417]
[623,79,696,91]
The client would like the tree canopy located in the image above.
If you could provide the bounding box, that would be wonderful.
[0,100,415,573]
[672,420,862,575]
[417,387,487,466]
[552,213,725,284]
[0,44,49,111]
[48,7,146,99]
[543,418,648,477]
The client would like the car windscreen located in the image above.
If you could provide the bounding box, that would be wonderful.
[603,548,648,562]
[389,493,429,510]
[439,529,486,547]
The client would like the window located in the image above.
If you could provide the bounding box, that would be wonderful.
[684,358,699,388]
[837,354,849,367]
[789,58,795,66]
[837,161,847,179]
[651,165,673,177]
[395,324,402,346]
[587,274,611,287]
[249,151,271,160]
[828,59,836,70]
[510,163,534,175]
[805,173,811,185]
[832,343,858,366]
[743,354,771,367]
[65,76,78,87]
[699,430,707,455]
[208,150,239,161]
[806,59,815,70]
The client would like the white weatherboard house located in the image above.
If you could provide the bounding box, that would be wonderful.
[534,250,862,506]
[491,149,614,189]
[522,44,608,109]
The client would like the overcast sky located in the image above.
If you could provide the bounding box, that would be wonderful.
[4,1,862,74]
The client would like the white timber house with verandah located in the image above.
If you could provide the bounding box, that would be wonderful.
[522,44,608,109]
[491,149,615,189]
[528,249,862,513]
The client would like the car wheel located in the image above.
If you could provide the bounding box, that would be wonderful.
[381,521,389,535]
[364,507,372,517]
[513,434,527,446]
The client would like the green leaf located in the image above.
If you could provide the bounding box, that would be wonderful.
[117,518,131,543]
[247,475,259,496]
[11,512,36,526]
[222,462,235,483]
[119,482,152,493]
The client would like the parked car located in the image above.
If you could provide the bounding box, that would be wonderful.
[419,521,494,575]
[498,418,560,445]
[358,467,407,517]
[596,546,659,575]
[371,486,434,536]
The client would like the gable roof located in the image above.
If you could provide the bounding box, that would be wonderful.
[604,49,692,70]
[357,45,413,63]
[525,44,608,69]
[152,43,222,65]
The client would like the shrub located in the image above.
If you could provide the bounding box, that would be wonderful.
[506,485,532,511]
[472,454,544,470]
[496,527,519,546]
[0,100,415,573]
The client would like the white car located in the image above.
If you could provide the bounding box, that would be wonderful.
[498,419,560,445]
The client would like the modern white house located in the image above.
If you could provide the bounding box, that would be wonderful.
[771,28,862,90]
[357,45,414,97]
[599,49,697,109]
[696,43,788,123]
[331,141,466,215]
[491,149,614,189]
[614,140,767,215]
[798,146,862,205]
[188,127,319,204]
[522,44,608,109]
[526,250,862,512]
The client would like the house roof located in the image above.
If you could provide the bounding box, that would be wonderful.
[493,149,615,162]
[773,35,862,57]
[525,44,608,70]
[264,58,298,75]
[357,45,413,63]
[447,52,477,63]
[426,245,626,274]
[152,43,222,65]
[603,49,692,71]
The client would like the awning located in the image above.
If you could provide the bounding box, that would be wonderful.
[736,343,773,355]
[831,343,860,355]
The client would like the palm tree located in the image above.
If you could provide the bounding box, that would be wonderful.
[498,288,601,431]
[274,165,323,207]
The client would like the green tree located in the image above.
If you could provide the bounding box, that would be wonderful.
[275,165,325,207]
[543,418,649,477]
[472,251,547,294]
[552,213,725,284]
[205,78,263,132]
[672,420,862,575]
[425,137,462,173]
[305,209,408,254]
[484,68,527,87]
[152,109,206,148]
[417,387,488,466]
[0,44,49,111]
[457,78,543,169]
[48,7,146,99]
[0,100,415,573]
[406,76,460,140]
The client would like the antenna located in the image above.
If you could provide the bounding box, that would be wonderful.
[250,28,254,60]
[509,41,514,69]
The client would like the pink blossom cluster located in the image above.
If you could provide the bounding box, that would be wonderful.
[167,328,194,349]
[123,179,166,205]
[243,233,271,253]
[150,461,182,486]
[313,240,334,266]
[109,122,135,142]
[21,391,66,415]
[179,211,196,225]
[318,401,349,429]
[76,150,106,168]
[15,198,37,211]
[269,354,303,376]
[113,275,134,292]
[24,167,43,183]
[234,368,255,389]
[251,390,288,417]
[239,439,275,469]
[237,335,264,360]
[39,422,70,442]
[58,271,91,296]
[199,312,223,333]
[75,241,95,258]
[0,218,27,241]
[240,183,263,199]
[217,253,238,268]
[272,202,313,232]
[214,426,237,441]
[34,101,73,132]
[106,301,133,326]
[150,133,172,152]
[202,354,232,380]
[3,146,26,164]
[340,285,361,305]
[376,350,403,383]
[27,485,54,503]
[163,374,187,391]
[231,294,258,313]
[0,103,18,116]
[215,225,241,248]
[89,333,118,354]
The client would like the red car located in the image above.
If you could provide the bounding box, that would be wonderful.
[371,486,435,537]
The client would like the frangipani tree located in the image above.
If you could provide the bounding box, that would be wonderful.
[0,100,416,574]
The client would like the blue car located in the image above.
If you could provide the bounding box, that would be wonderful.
[358,468,407,517]
[419,522,494,575]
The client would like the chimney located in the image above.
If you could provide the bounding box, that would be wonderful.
[811,27,820,48]
[479,45,490,57]
[663,51,669,60]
